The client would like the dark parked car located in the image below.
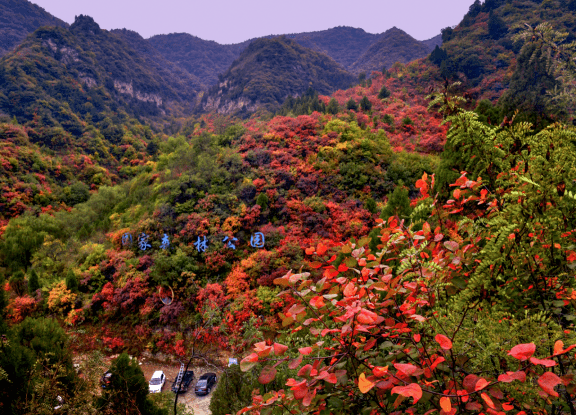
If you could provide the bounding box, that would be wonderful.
[194,372,217,396]
[100,371,112,389]
[172,370,195,393]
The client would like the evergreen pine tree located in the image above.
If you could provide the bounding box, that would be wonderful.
[364,198,377,214]
[327,98,339,115]
[97,353,166,415]
[488,10,508,40]
[256,192,269,210]
[209,364,256,415]
[346,98,358,111]
[360,96,372,111]
[65,270,78,293]
[378,85,391,99]
[428,45,448,66]
[28,269,40,295]
[380,182,412,222]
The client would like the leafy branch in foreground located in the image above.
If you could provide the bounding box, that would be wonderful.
[237,110,576,414]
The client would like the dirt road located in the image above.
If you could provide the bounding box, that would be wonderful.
[139,359,221,415]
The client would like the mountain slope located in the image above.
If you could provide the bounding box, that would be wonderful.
[351,27,432,74]
[0,15,202,131]
[290,26,382,69]
[420,34,443,52]
[0,0,67,57]
[148,33,250,87]
[201,37,356,115]
[429,0,575,101]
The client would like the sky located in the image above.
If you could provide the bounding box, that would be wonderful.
[31,0,473,44]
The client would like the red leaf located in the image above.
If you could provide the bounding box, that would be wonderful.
[529,357,556,367]
[391,383,422,404]
[498,371,526,383]
[298,364,312,377]
[302,388,316,406]
[288,354,303,369]
[435,334,453,350]
[273,342,288,356]
[394,363,418,377]
[305,247,315,255]
[316,243,328,256]
[463,374,480,392]
[538,372,562,397]
[553,340,576,356]
[309,296,325,309]
[466,402,482,411]
[489,387,504,399]
[372,366,389,377]
[357,309,378,324]
[443,241,459,252]
[337,263,348,272]
[413,334,421,343]
[475,378,489,391]
[508,343,535,361]
[480,392,495,409]
[240,353,259,372]
[343,282,357,297]
[298,346,313,355]
[440,396,452,412]
[363,337,377,351]
[258,365,277,384]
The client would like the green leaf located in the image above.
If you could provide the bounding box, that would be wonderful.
[358,236,371,247]
[345,257,357,267]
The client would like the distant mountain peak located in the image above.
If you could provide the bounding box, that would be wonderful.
[201,36,355,115]
[70,14,101,35]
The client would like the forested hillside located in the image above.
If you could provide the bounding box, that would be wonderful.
[0,0,575,414]
[0,0,67,57]
[201,37,356,115]
[351,27,432,74]
[0,15,202,130]
[148,33,250,87]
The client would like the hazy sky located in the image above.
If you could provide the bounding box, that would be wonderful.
[30,0,472,44]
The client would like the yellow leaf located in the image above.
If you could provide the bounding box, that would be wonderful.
[358,372,375,394]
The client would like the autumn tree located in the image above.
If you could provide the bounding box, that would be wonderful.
[9,270,26,297]
[238,114,576,414]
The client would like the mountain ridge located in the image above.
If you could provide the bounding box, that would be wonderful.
[0,0,67,57]
[0,14,202,131]
[200,36,356,115]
